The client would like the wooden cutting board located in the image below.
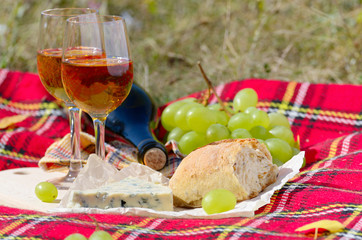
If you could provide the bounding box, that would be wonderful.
[0,167,69,212]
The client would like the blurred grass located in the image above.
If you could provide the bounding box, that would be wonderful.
[1,0,361,106]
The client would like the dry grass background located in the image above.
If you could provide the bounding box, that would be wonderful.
[1,0,361,106]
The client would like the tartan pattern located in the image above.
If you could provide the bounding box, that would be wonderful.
[0,69,361,239]
[38,132,139,172]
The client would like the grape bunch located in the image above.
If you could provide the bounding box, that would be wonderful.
[161,88,302,166]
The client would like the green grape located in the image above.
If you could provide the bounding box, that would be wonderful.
[213,110,229,126]
[35,182,58,203]
[186,107,217,133]
[272,157,284,167]
[206,124,230,143]
[167,127,186,142]
[265,138,293,163]
[256,139,265,144]
[207,104,232,125]
[269,125,294,146]
[161,101,186,131]
[227,112,253,131]
[244,106,258,115]
[161,98,196,131]
[207,103,235,115]
[178,131,207,155]
[89,230,113,240]
[174,102,203,130]
[292,147,300,156]
[202,189,236,215]
[249,126,272,140]
[233,88,258,112]
[267,112,290,129]
[207,103,222,111]
[64,233,87,240]
[231,128,252,139]
[251,110,270,129]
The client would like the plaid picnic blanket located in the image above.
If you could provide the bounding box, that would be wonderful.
[0,68,361,239]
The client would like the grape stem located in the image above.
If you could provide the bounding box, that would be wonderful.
[197,62,233,117]
[87,214,100,231]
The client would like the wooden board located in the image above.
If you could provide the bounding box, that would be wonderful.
[0,167,69,212]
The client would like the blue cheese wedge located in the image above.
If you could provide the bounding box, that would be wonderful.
[67,177,173,211]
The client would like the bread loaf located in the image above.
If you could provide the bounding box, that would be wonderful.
[169,138,278,208]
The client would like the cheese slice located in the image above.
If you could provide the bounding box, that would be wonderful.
[67,177,173,211]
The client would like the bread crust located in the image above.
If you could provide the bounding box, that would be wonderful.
[169,138,278,208]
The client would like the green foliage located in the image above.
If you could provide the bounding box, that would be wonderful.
[1,0,361,106]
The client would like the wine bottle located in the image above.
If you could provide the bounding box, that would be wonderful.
[106,83,168,170]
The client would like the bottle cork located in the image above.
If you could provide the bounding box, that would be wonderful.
[143,148,167,171]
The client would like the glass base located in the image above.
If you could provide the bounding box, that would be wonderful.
[47,169,80,190]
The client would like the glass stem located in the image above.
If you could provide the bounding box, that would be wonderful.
[68,107,82,175]
[93,118,106,160]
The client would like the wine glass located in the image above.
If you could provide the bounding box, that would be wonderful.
[61,15,133,160]
[37,8,97,188]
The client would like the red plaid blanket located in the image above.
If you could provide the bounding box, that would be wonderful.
[0,69,361,239]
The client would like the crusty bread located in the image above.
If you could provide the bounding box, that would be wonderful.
[169,138,278,208]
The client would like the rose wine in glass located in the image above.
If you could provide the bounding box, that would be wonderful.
[37,8,97,188]
[62,15,133,160]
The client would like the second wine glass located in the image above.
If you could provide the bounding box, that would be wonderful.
[61,15,133,160]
